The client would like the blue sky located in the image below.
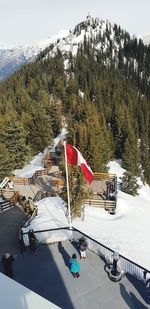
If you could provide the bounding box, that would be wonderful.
[0,0,150,46]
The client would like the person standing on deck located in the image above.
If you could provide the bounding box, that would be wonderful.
[2,253,14,277]
[69,253,80,278]
[79,237,87,260]
[28,229,37,252]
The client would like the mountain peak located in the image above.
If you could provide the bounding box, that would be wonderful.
[0,16,134,80]
[140,32,150,45]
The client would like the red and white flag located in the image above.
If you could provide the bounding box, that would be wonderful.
[66,143,94,184]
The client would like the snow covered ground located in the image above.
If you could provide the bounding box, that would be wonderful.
[21,159,150,270]
[14,152,45,178]
[13,128,67,178]
[18,130,150,270]
[74,161,150,269]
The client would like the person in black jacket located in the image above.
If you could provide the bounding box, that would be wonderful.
[28,229,37,252]
[2,253,14,277]
[79,237,87,260]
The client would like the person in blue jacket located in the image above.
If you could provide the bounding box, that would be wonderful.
[69,253,80,278]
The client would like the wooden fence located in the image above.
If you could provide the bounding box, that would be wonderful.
[0,200,14,212]
[10,191,20,204]
[84,199,116,214]
[10,169,48,185]
[33,190,54,202]
[9,177,32,185]
[0,191,20,212]
[41,153,55,169]
[93,173,116,180]
[70,172,116,180]
[1,188,14,200]
[49,179,64,187]
[32,169,48,183]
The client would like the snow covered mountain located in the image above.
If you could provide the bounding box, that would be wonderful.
[0,15,146,80]
[141,32,150,45]
[0,16,132,80]
[0,31,69,80]
[46,17,128,63]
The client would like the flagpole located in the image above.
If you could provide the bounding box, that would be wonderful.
[64,141,72,229]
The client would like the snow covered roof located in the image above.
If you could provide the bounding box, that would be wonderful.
[0,273,60,309]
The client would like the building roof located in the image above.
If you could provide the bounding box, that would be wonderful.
[0,273,60,309]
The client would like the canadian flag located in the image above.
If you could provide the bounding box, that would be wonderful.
[66,143,94,184]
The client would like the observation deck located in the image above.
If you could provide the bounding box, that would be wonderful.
[0,240,148,309]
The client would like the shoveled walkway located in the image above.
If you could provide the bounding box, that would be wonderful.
[0,206,27,257]
[0,241,148,309]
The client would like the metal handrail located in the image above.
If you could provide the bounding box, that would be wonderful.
[21,226,150,282]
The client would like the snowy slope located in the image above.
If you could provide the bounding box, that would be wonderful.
[47,17,124,63]
[74,161,150,269]
[0,31,69,80]
[0,16,131,80]
[141,32,150,45]
[1,16,149,81]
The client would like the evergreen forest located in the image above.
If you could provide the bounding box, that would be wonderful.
[0,19,150,185]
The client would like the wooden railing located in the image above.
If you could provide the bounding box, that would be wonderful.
[70,172,116,180]
[10,191,20,204]
[84,199,116,214]
[10,177,32,185]
[32,169,48,183]
[11,169,48,185]
[33,190,54,202]
[0,200,14,212]
[49,179,64,187]
[0,191,20,212]
[1,188,14,200]
[22,208,38,228]
[34,169,48,177]
[41,152,55,169]
[93,173,116,180]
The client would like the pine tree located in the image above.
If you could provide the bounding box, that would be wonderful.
[142,156,150,185]
[122,128,141,176]
[0,116,30,169]
[49,100,62,137]
[120,170,140,196]
[28,108,53,153]
[60,163,91,218]
[0,143,14,180]
[67,100,113,172]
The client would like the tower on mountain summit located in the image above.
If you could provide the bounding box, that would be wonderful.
[86,13,91,20]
